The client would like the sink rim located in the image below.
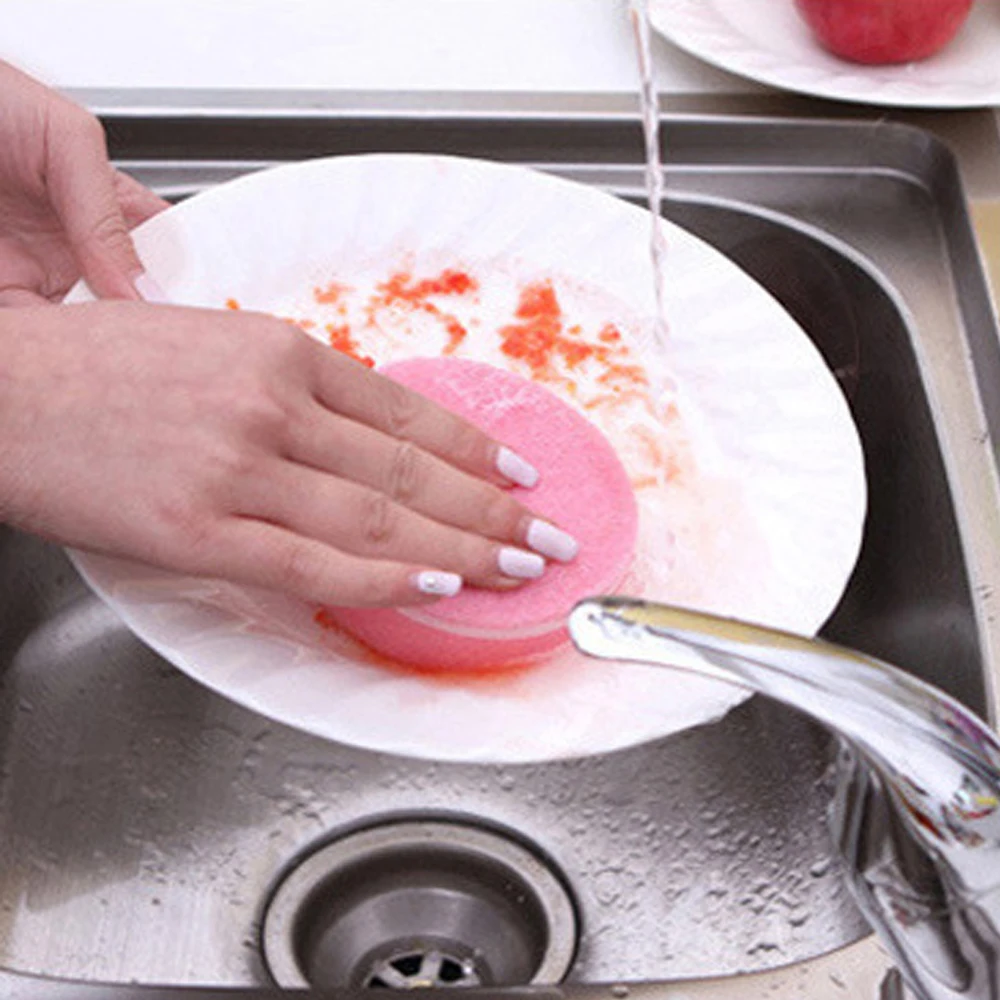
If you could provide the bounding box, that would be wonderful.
[2,106,999,994]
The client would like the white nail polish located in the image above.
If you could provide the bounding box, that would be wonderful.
[498,547,545,580]
[496,446,540,489]
[526,519,579,563]
[133,271,169,304]
[412,571,463,597]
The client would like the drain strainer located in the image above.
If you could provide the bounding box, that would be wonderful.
[261,819,578,989]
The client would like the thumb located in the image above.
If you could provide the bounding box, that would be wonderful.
[44,109,146,300]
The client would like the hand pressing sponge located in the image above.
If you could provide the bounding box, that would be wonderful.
[326,357,639,670]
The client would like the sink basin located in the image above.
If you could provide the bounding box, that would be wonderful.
[1,109,998,990]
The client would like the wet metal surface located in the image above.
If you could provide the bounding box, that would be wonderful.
[260,819,578,989]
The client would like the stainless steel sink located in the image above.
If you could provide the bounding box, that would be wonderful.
[2,109,999,992]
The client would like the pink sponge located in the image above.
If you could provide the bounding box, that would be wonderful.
[326,357,638,670]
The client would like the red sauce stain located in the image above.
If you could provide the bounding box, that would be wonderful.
[313,607,341,631]
[313,606,546,682]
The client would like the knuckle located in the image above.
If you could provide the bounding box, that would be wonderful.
[79,111,107,145]
[349,572,398,608]
[151,498,214,564]
[258,315,301,352]
[359,491,398,549]
[453,531,493,580]
[255,321,315,381]
[386,441,424,503]
[234,391,288,443]
[479,487,523,539]
[381,378,419,437]
[222,366,295,442]
[275,543,322,596]
[450,421,489,470]
[86,206,130,249]
[210,441,259,491]
[58,102,105,144]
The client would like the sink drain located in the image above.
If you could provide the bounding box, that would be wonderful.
[261,819,578,989]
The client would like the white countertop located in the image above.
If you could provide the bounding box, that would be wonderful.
[4,0,763,97]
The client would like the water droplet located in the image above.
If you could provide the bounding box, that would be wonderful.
[610,985,630,998]
[747,940,781,957]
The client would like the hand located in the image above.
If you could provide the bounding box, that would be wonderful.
[0,303,576,607]
[0,60,168,306]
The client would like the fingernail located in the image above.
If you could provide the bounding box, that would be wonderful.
[498,547,545,580]
[496,446,540,489]
[133,271,169,304]
[526,519,579,563]
[412,571,463,597]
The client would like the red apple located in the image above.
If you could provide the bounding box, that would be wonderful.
[794,0,975,64]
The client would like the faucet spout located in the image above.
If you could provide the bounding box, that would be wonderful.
[568,597,1000,1000]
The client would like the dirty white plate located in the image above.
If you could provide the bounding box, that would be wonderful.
[65,154,865,763]
[649,0,1000,108]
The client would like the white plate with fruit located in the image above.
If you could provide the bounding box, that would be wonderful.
[648,0,1000,108]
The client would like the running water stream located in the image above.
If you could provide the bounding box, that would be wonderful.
[628,0,676,425]
[629,0,671,358]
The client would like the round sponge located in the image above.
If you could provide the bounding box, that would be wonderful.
[326,357,638,670]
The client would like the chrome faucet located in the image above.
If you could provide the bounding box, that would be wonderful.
[568,597,1000,1000]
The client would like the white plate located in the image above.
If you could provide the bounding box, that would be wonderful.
[648,0,1000,108]
[65,154,866,763]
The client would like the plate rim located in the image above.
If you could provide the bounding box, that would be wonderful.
[66,151,867,763]
[647,0,1000,109]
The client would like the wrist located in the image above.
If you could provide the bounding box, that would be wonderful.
[0,306,45,530]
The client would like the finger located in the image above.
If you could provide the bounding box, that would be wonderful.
[0,287,50,308]
[199,519,462,608]
[0,240,52,305]
[43,106,144,300]
[0,226,80,303]
[114,170,171,228]
[310,346,540,490]
[288,403,577,561]
[247,463,547,590]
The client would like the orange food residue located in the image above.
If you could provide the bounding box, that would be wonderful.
[399,269,476,298]
[370,268,479,354]
[326,322,375,368]
[499,280,647,396]
[314,280,351,305]
[223,266,651,412]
